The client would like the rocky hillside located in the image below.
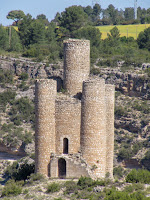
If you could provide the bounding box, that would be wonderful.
[0,56,150,172]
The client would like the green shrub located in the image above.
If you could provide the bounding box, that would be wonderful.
[133,183,144,191]
[117,148,133,160]
[90,67,101,75]
[28,173,45,182]
[0,90,16,111]
[141,151,150,170]
[124,185,134,193]
[23,131,33,145]
[19,72,29,81]
[145,68,150,77]
[76,189,91,199]
[5,161,35,181]
[113,166,124,178]
[94,179,109,186]
[115,106,128,117]
[18,81,29,91]
[132,100,150,114]
[47,182,60,193]
[1,123,14,132]
[23,189,29,194]
[115,91,121,98]
[105,188,146,200]
[0,124,33,147]
[64,180,78,194]
[77,176,93,189]
[126,169,150,184]
[9,97,35,125]
[0,69,13,85]
[1,179,22,197]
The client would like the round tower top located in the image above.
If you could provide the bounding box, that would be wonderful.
[63,38,90,47]
[35,79,56,83]
[35,79,57,91]
[83,78,105,87]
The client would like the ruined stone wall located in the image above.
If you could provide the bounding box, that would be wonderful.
[55,97,81,154]
[63,39,90,96]
[35,79,56,176]
[81,78,106,178]
[105,84,115,178]
[50,156,89,178]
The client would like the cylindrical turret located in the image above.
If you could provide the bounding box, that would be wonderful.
[81,78,106,178]
[63,39,90,96]
[35,79,56,176]
[105,84,115,178]
[55,97,81,154]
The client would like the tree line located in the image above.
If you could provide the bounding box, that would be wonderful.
[7,4,150,27]
[0,4,150,65]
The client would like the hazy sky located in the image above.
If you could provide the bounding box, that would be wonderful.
[1,0,150,26]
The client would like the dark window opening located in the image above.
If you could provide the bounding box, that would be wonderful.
[63,138,68,154]
[58,158,66,179]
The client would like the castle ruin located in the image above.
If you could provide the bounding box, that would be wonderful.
[35,39,115,179]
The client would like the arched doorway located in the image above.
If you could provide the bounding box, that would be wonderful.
[63,138,68,154]
[58,158,66,178]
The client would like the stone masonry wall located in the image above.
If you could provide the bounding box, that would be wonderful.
[63,39,90,95]
[50,156,89,178]
[105,84,115,178]
[35,79,57,176]
[81,78,107,178]
[55,97,81,154]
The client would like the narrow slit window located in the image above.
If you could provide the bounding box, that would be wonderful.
[63,138,68,154]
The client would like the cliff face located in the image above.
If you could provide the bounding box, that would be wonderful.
[1,56,149,99]
[99,68,150,100]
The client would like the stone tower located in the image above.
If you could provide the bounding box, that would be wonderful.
[81,79,106,178]
[63,39,90,95]
[105,85,115,178]
[35,79,57,176]
[35,39,115,179]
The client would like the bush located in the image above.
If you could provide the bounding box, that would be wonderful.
[0,69,13,85]
[145,68,150,77]
[126,169,150,184]
[94,180,108,188]
[117,148,133,160]
[18,81,29,91]
[105,188,146,200]
[0,124,33,147]
[19,72,29,81]
[77,176,93,189]
[132,100,150,114]
[113,166,124,178]
[76,189,91,199]
[9,97,35,125]
[5,161,35,181]
[115,106,128,117]
[1,179,22,197]
[64,180,78,194]
[90,67,101,75]
[0,90,16,111]
[141,151,150,170]
[28,173,45,182]
[47,182,60,193]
